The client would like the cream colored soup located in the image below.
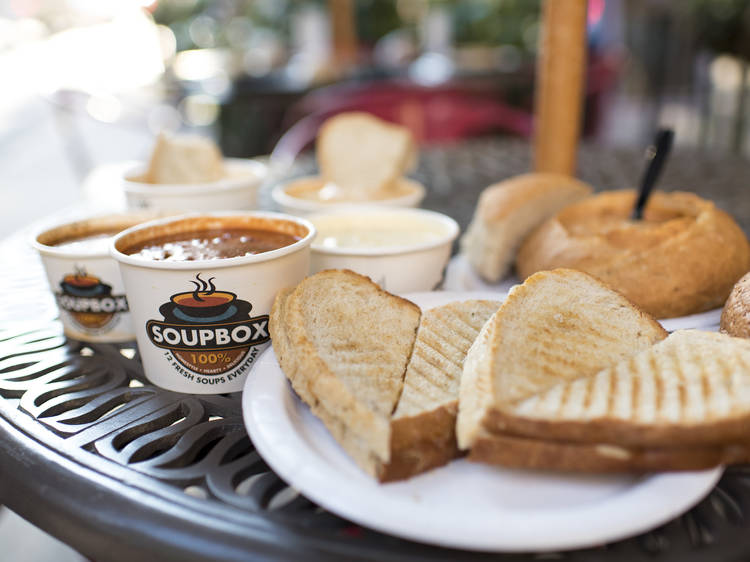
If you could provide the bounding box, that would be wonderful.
[311,213,450,250]
[286,177,417,203]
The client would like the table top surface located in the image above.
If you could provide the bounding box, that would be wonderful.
[3,137,750,562]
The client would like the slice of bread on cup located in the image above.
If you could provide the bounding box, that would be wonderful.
[317,112,416,197]
[145,132,225,184]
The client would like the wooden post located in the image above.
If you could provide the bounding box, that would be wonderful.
[329,0,358,68]
[533,0,588,176]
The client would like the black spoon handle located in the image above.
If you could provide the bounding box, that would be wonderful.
[631,128,674,220]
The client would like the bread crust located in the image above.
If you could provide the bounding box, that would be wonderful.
[721,272,750,338]
[380,402,463,482]
[460,173,592,282]
[483,408,750,448]
[517,190,750,318]
[469,430,750,472]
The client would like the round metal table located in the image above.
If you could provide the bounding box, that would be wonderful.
[3,138,750,562]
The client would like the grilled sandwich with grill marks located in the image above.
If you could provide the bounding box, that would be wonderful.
[470,329,750,471]
[384,299,501,481]
[270,270,501,482]
[488,329,750,446]
[270,269,421,480]
[456,268,668,452]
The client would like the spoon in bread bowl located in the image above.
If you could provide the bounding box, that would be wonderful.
[631,128,674,220]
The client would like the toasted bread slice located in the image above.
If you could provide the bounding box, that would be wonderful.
[460,174,592,282]
[145,132,224,184]
[317,112,416,196]
[381,299,501,481]
[269,269,421,479]
[269,287,315,405]
[489,330,750,447]
[456,269,667,450]
[468,428,750,472]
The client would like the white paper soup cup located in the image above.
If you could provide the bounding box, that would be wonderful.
[272,175,426,216]
[111,212,315,394]
[308,208,459,294]
[32,212,163,342]
[123,158,267,212]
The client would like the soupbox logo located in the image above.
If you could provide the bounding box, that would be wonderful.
[56,267,128,332]
[146,273,269,376]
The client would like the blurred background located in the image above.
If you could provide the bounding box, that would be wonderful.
[2,1,750,559]
[3,0,750,236]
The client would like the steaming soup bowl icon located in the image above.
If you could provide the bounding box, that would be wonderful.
[170,291,240,323]
[61,274,109,297]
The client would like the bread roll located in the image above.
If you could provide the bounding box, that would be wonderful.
[460,173,592,282]
[517,190,750,318]
[721,272,750,338]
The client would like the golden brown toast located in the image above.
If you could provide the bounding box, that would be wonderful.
[269,269,421,479]
[488,330,750,447]
[468,428,750,472]
[383,299,501,481]
[456,268,668,450]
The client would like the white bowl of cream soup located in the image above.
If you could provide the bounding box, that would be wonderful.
[308,208,459,293]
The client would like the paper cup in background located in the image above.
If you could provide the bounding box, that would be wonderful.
[111,212,315,394]
[123,158,267,212]
[32,212,163,342]
[271,175,426,216]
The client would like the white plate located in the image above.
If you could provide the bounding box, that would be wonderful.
[443,254,723,332]
[242,291,723,552]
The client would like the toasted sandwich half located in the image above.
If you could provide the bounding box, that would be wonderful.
[270,269,421,479]
[456,268,668,451]
[470,330,750,471]
[383,299,501,481]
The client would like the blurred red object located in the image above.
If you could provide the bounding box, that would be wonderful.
[271,80,534,165]
[271,52,620,165]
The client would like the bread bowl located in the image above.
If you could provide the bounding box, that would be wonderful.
[516,190,750,318]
